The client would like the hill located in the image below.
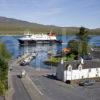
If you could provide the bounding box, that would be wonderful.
[0,16,62,34]
[0,16,99,35]
[89,28,100,35]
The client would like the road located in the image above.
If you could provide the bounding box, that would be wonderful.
[9,59,51,100]
[0,96,4,100]
[12,75,31,100]
[9,58,100,100]
[31,75,100,100]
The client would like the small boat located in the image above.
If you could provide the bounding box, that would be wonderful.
[18,32,62,45]
[19,52,37,66]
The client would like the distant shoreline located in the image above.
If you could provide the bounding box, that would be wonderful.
[0,32,100,36]
[0,33,100,36]
[0,34,23,36]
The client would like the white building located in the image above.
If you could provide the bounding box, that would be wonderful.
[56,59,100,82]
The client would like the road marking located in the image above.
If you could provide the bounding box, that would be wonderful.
[32,80,44,96]
[27,76,44,96]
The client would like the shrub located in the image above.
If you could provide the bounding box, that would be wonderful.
[0,81,5,95]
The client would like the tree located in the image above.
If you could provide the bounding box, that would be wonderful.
[67,40,79,55]
[0,81,5,95]
[77,27,89,57]
[0,43,11,95]
[0,58,8,81]
[67,27,89,59]
[0,43,11,60]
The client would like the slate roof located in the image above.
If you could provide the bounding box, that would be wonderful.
[92,50,100,59]
[63,59,100,70]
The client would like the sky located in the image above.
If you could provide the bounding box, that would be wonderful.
[0,0,100,28]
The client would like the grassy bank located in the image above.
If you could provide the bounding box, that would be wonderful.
[44,54,75,66]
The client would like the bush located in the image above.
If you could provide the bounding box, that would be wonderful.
[0,43,11,60]
[65,54,76,61]
[0,43,10,96]
[0,81,5,96]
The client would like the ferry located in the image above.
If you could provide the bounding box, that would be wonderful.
[18,32,62,45]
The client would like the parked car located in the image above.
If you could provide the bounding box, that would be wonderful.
[79,80,95,86]
[82,55,92,60]
[20,61,29,66]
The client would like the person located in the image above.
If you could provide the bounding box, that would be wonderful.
[21,69,26,78]
[61,59,64,64]
[10,66,13,71]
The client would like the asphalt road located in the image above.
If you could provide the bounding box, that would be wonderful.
[10,57,100,100]
[0,96,4,100]
[12,75,31,100]
[31,75,100,100]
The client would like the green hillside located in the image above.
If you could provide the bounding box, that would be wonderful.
[0,16,100,35]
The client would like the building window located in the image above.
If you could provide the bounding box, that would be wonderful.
[81,76,84,79]
[78,64,82,71]
[96,68,99,73]
[96,68,99,77]
[67,64,72,71]
[89,68,91,72]
[96,74,98,77]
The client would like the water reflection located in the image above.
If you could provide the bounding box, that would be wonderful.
[0,35,100,69]
[18,44,60,69]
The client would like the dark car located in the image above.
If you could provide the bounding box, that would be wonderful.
[82,55,92,60]
[79,80,95,86]
[20,61,29,66]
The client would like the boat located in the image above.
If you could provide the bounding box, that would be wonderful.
[20,52,37,66]
[18,32,62,45]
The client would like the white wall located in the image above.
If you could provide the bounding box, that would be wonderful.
[63,68,100,81]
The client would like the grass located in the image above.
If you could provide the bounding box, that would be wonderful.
[44,54,75,66]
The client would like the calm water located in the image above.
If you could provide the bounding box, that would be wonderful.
[0,35,100,69]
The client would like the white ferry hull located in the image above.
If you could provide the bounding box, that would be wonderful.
[18,33,62,45]
[18,39,61,45]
